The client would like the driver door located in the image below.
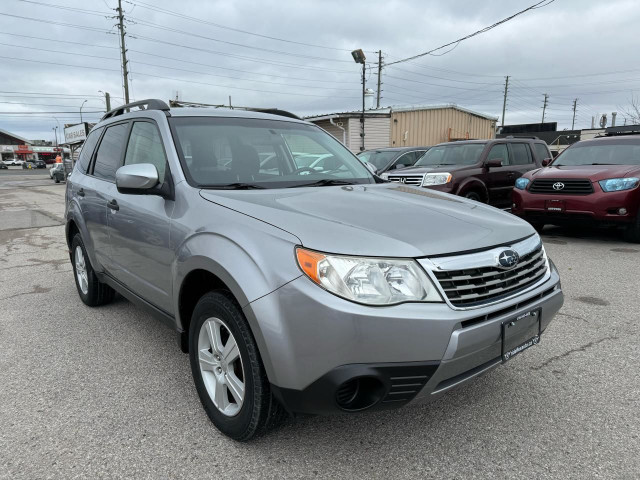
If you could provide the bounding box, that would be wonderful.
[485,143,512,207]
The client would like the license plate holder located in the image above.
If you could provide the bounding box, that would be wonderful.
[545,199,565,212]
[502,309,541,362]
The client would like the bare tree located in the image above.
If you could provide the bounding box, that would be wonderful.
[621,94,640,125]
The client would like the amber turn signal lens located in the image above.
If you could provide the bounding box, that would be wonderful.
[295,248,326,284]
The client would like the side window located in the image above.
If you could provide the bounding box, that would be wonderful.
[124,121,167,183]
[510,143,533,165]
[487,144,509,166]
[76,127,103,173]
[93,123,128,181]
[534,143,551,162]
[396,151,416,167]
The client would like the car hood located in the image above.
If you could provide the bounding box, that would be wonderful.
[387,165,469,175]
[199,183,534,257]
[529,164,640,181]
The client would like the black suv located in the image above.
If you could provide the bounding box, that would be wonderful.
[384,137,552,209]
[357,146,430,175]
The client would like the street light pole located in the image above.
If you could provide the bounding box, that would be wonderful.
[351,49,367,152]
[79,99,87,123]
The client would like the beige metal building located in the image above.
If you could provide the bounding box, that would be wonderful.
[305,104,497,152]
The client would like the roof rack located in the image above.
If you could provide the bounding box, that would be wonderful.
[505,135,540,139]
[244,108,301,120]
[101,99,170,121]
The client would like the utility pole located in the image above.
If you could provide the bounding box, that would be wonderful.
[117,0,130,105]
[541,93,549,123]
[501,75,509,127]
[361,60,366,151]
[104,91,111,111]
[571,98,578,130]
[376,50,382,108]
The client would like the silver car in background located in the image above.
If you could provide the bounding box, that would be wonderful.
[65,100,563,441]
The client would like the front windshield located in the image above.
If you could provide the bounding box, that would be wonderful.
[169,116,374,188]
[553,141,640,166]
[415,143,485,167]
[357,150,397,170]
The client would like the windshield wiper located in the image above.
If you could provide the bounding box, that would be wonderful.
[203,182,266,190]
[590,163,619,165]
[287,179,357,188]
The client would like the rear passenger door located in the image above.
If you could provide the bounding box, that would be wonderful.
[107,119,174,313]
[485,143,511,207]
[83,122,129,272]
[507,142,536,181]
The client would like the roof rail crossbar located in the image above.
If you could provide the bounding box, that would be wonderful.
[505,135,540,139]
[101,99,170,121]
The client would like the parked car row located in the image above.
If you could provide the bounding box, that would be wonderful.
[362,133,640,242]
[22,159,47,169]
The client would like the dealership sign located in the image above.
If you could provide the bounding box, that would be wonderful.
[64,123,88,144]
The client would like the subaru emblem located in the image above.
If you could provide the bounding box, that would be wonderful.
[498,249,519,269]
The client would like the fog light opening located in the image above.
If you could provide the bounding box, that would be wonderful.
[618,207,628,215]
[335,377,385,412]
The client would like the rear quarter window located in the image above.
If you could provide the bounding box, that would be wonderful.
[75,127,103,173]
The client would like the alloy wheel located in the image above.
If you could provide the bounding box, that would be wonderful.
[198,317,245,417]
[74,246,89,295]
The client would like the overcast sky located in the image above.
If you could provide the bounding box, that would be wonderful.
[1,0,639,142]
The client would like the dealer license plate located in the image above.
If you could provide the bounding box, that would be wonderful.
[502,309,541,362]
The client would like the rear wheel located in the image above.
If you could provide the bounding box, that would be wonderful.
[189,291,286,441]
[70,234,115,306]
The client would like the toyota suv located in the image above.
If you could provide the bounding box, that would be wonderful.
[65,100,563,440]
[512,134,640,241]
[383,138,552,209]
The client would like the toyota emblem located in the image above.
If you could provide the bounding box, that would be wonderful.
[552,182,565,190]
[498,249,520,269]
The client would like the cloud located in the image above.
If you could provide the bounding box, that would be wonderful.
[1,0,637,141]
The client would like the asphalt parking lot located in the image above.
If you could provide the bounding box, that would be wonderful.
[1,171,638,479]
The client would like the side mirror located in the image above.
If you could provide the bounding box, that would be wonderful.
[116,163,159,194]
[395,163,406,170]
[485,158,503,168]
[542,158,552,166]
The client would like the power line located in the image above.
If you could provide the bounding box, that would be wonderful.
[16,0,112,16]
[385,0,556,66]
[128,16,353,64]
[0,32,118,49]
[0,91,103,98]
[125,0,354,52]
[0,12,112,33]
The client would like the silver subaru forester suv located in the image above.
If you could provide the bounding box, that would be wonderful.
[65,100,563,440]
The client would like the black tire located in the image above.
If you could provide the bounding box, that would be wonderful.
[189,291,286,441]
[70,233,115,306]
[464,191,483,202]
[624,213,640,243]
[55,176,60,183]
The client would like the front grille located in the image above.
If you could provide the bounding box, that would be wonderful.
[529,179,594,195]
[433,244,548,308]
[387,174,425,186]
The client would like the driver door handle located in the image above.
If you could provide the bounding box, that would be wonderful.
[107,199,119,211]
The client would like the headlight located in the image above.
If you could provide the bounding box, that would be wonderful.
[422,172,452,186]
[598,177,639,192]
[295,248,442,305]
[515,177,530,190]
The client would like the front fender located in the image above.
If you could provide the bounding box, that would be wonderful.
[172,228,301,331]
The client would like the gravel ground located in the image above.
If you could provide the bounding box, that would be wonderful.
[1,173,638,479]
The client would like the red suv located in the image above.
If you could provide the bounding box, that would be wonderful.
[512,134,640,242]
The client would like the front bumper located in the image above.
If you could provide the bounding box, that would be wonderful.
[512,188,640,225]
[244,261,563,415]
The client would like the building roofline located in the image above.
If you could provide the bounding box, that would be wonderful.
[304,103,498,122]
[0,128,32,144]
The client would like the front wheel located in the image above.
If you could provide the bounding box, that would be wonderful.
[464,191,483,202]
[189,292,286,441]
[624,213,640,243]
